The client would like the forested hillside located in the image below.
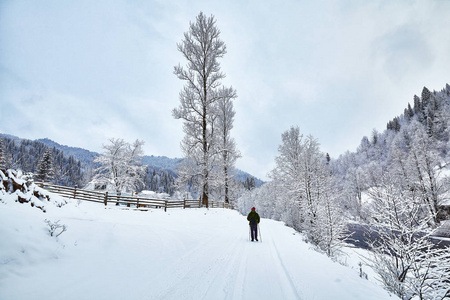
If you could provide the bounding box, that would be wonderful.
[0,134,262,196]
[332,84,450,222]
[238,83,450,225]
[0,135,182,194]
[0,135,85,187]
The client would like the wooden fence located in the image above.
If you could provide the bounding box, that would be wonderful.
[37,182,233,211]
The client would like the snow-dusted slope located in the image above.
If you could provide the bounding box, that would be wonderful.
[0,197,396,300]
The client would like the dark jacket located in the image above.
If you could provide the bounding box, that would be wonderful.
[247,211,260,225]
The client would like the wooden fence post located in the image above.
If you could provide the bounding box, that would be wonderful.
[164,200,168,212]
[104,192,108,206]
[137,197,140,208]
[183,199,186,209]
[73,185,78,199]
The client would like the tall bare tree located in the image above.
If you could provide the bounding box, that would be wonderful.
[173,12,236,207]
[215,95,240,203]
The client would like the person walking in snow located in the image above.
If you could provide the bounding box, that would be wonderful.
[247,207,260,241]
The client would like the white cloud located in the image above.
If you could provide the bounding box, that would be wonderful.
[1,0,450,180]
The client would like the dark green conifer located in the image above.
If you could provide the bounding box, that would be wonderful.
[35,148,55,182]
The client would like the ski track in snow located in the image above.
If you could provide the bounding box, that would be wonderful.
[269,236,303,299]
[0,201,397,300]
[153,222,302,300]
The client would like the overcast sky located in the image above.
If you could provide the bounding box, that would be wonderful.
[1,0,449,181]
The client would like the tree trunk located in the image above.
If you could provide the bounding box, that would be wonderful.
[224,165,229,203]
[203,182,209,207]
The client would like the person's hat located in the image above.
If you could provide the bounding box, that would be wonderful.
[251,207,255,211]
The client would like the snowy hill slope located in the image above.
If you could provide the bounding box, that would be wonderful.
[0,196,396,300]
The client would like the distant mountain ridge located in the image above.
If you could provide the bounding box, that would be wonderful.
[36,138,98,165]
[0,133,264,185]
[141,155,183,172]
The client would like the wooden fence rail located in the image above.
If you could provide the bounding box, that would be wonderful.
[36,182,233,211]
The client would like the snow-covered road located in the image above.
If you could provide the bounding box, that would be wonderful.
[0,199,396,300]
[151,211,303,300]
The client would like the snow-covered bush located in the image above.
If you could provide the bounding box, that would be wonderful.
[0,169,67,212]
[44,219,67,237]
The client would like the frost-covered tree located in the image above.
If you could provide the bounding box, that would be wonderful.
[428,93,450,152]
[226,177,246,206]
[214,95,240,203]
[0,137,6,171]
[35,148,55,182]
[316,179,348,258]
[344,166,366,218]
[268,126,347,257]
[366,170,450,300]
[403,122,447,225]
[237,181,284,221]
[269,126,304,223]
[93,138,146,196]
[300,134,347,255]
[174,157,202,199]
[173,12,237,207]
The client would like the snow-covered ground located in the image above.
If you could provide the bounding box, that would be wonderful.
[0,196,397,300]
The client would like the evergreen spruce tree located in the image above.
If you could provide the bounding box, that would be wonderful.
[404,108,410,122]
[393,117,401,132]
[413,94,424,122]
[404,103,414,122]
[387,120,393,131]
[151,169,158,191]
[244,177,256,190]
[421,86,432,109]
[413,94,421,114]
[35,148,55,182]
[407,103,414,119]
